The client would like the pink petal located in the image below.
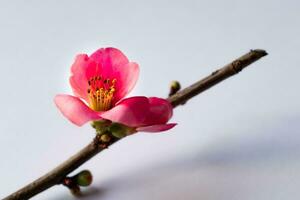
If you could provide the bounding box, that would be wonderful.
[90,47,129,69]
[54,94,101,126]
[90,48,139,104]
[100,96,149,127]
[112,62,139,104]
[69,48,139,104]
[85,59,101,81]
[69,76,87,101]
[69,54,92,101]
[71,54,89,75]
[143,97,173,125]
[136,123,177,132]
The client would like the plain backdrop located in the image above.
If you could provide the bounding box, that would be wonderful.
[0,0,300,199]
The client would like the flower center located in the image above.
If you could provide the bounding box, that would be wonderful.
[87,76,116,111]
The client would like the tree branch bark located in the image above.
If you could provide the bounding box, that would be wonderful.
[167,49,267,107]
[3,49,267,200]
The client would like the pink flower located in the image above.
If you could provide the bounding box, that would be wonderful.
[54,47,176,133]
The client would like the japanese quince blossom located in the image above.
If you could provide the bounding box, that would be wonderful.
[54,47,176,133]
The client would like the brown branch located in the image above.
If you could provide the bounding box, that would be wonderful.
[3,136,119,200]
[3,49,267,200]
[167,49,267,107]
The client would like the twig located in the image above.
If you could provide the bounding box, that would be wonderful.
[3,49,267,200]
[4,136,118,200]
[167,49,267,107]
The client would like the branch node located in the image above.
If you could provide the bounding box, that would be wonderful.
[231,60,244,73]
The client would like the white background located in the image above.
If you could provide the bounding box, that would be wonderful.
[1,0,300,199]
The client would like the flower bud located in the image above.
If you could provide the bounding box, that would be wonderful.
[100,134,111,143]
[169,80,181,96]
[75,170,93,187]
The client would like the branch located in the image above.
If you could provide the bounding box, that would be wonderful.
[4,136,119,200]
[167,49,267,107]
[3,49,267,200]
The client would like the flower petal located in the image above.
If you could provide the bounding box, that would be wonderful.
[69,76,87,101]
[69,48,139,104]
[69,54,92,101]
[143,97,173,125]
[112,62,139,104]
[90,47,129,69]
[100,96,149,127]
[90,48,139,104]
[136,123,177,132]
[54,94,101,126]
[71,54,89,75]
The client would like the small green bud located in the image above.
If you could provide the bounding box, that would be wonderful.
[75,170,93,187]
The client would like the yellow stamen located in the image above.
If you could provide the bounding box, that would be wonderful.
[87,76,116,111]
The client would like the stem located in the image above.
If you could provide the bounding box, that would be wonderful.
[167,49,267,107]
[4,137,118,200]
[3,49,267,200]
